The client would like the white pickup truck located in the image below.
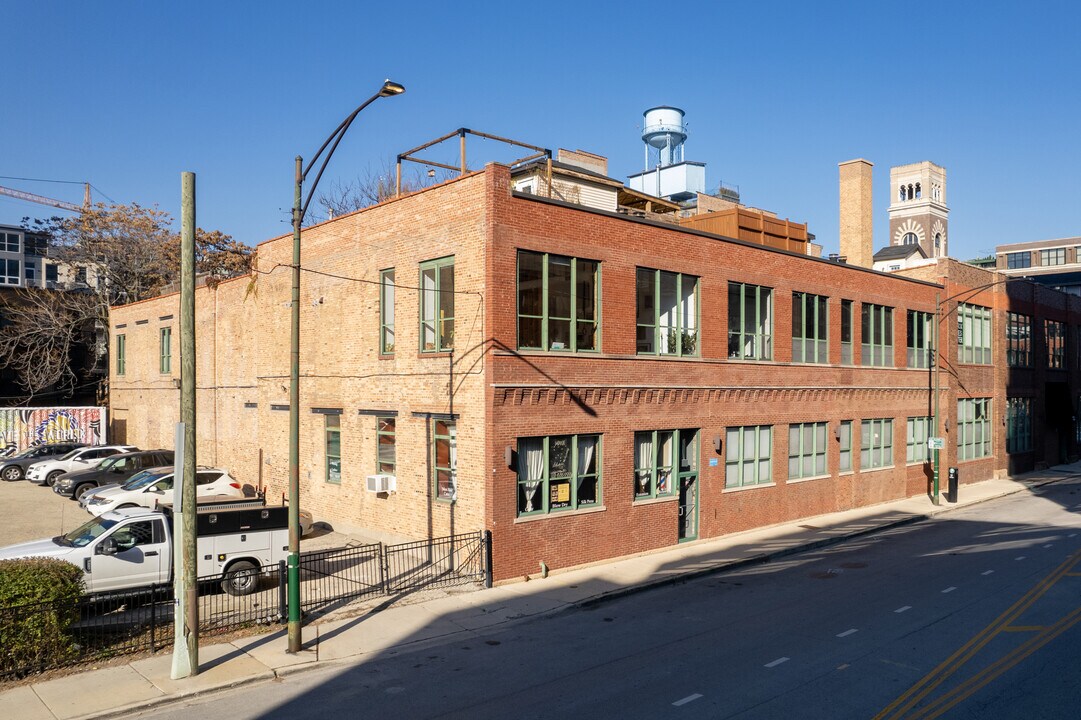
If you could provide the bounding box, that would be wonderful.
[0,499,295,596]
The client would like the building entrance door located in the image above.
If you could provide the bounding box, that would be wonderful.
[678,474,698,541]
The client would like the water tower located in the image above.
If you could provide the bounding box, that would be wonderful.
[642,106,687,168]
[627,106,706,203]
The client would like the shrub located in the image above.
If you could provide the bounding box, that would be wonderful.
[0,558,84,676]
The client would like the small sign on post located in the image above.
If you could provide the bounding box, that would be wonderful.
[928,437,945,451]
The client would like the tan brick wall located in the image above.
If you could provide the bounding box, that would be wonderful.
[839,159,874,268]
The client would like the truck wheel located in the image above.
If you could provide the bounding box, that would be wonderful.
[73,484,94,501]
[222,561,260,596]
[1,466,23,481]
[46,470,64,487]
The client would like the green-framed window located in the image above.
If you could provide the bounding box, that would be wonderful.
[840,299,854,365]
[517,434,601,516]
[420,257,454,352]
[433,419,457,501]
[727,282,772,360]
[517,250,599,352]
[1039,248,1065,266]
[377,417,395,475]
[907,310,933,368]
[792,292,828,363]
[957,303,992,364]
[1006,312,1031,367]
[957,397,991,460]
[860,418,893,470]
[1045,319,1065,369]
[636,269,698,356]
[159,327,172,374]
[906,416,932,464]
[634,429,698,500]
[838,420,853,472]
[116,334,126,376]
[860,303,893,367]
[380,269,395,354]
[788,422,827,480]
[325,414,342,484]
[1006,397,1032,454]
[725,425,772,488]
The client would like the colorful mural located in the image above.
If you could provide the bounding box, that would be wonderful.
[0,407,106,457]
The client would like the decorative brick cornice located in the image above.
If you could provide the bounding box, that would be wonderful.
[493,384,936,407]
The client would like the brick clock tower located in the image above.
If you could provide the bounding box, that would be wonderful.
[888,161,948,259]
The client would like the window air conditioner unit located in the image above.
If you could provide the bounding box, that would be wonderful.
[366,474,396,493]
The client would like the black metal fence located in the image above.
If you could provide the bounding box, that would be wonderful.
[0,530,491,679]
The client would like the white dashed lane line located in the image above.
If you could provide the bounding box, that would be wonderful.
[672,694,702,707]
[1044,544,1053,549]
[982,570,994,575]
[836,628,858,638]
[764,657,790,668]
[942,586,957,594]
[1016,556,1026,561]
[895,606,912,613]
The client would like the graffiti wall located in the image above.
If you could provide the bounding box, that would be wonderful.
[0,407,107,457]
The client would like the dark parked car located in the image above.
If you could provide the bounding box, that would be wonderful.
[53,450,174,500]
[0,443,87,481]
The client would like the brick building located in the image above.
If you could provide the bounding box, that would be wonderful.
[109,163,1080,582]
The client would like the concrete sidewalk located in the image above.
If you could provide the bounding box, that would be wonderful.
[3,465,1077,720]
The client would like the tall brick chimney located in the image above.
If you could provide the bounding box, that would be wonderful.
[838,159,874,268]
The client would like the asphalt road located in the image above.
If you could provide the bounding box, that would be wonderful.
[129,477,1081,720]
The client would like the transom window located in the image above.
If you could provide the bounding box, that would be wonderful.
[861,303,893,367]
[1045,319,1065,369]
[906,416,932,464]
[861,418,893,470]
[907,310,933,368]
[420,257,454,352]
[517,250,599,352]
[788,422,827,480]
[517,434,600,516]
[957,398,991,460]
[636,269,698,356]
[728,282,772,360]
[792,292,828,363]
[1006,397,1032,454]
[957,303,992,364]
[1005,252,1031,269]
[725,425,772,488]
[1006,312,1031,367]
[634,429,698,500]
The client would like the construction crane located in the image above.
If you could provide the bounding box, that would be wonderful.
[0,183,90,213]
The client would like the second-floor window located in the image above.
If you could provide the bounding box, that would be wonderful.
[840,300,854,364]
[907,310,933,368]
[636,269,698,356]
[861,303,893,367]
[116,334,126,376]
[45,264,58,284]
[1005,252,1031,269]
[1045,319,1065,368]
[792,292,828,363]
[957,303,992,364]
[1006,312,1031,366]
[420,257,454,352]
[517,250,599,353]
[728,282,772,360]
[380,269,395,354]
[1,259,20,285]
[159,327,172,374]
[1039,248,1065,266]
[1,232,20,252]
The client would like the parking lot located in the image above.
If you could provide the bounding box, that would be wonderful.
[0,474,89,547]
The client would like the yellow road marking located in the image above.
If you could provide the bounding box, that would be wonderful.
[1002,625,1045,632]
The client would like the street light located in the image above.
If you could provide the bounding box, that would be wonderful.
[931,275,1018,505]
[287,79,405,653]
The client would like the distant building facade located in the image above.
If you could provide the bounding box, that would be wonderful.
[995,236,1081,295]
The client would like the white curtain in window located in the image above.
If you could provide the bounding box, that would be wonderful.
[520,438,544,513]
[635,433,653,471]
[577,436,596,476]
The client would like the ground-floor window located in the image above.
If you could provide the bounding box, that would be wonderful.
[861,418,893,470]
[377,417,395,474]
[906,416,932,463]
[725,425,772,488]
[788,422,827,479]
[325,414,341,484]
[957,398,991,460]
[433,419,456,501]
[1006,397,1032,454]
[635,429,698,499]
[517,434,601,516]
[838,420,853,472]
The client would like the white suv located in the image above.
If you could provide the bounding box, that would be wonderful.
[83,467,246,516]
[27,445,139,487]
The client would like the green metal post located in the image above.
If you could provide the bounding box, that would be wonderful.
[288,156,303,653]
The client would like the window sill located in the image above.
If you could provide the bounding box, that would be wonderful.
[722,482,776,493]
[837,470,855,477]
[418,351,454,359]
[786,474,829,484]
[514,504,606,523]
[858,465,895,473]
[632,494,678,506]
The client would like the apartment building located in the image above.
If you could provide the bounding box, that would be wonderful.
[109,163,1080,582]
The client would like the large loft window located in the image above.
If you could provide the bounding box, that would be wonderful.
[906,416,932,463]
[860,418,893,469]
[725,425,772,488]
[860,303,893,367]
[792,292,828,364]
[1006,312,1031,367]
[1005,252,1031,269]
[634,429,698,500]
[1045,319,1066,369]
[517,434,601,516]
[788,422,827,480]
[636,268,698,357]
[420,257,454,352]
[728,282,772,360]
[1039,248,1065,266]
[517,250,599,352]
[1006,397,1032,454]
[957,303,991,364]
[957,398,991,460]
[907,310,933,368]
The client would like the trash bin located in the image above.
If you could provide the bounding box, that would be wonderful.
[947,467,959,503]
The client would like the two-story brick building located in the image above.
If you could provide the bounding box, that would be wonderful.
[109,163,1081,582]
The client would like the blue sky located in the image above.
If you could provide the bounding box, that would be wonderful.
[4,1,1078,260]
